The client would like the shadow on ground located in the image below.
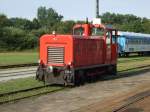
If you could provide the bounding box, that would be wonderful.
[83,65,150,85]
[99,66,150,82]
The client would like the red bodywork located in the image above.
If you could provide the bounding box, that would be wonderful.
[40,35,73,67]
[37,23,118,85]
[40,24,117,67]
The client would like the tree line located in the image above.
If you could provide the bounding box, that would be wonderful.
[100,12,150,33]
[0,6,76,51]
[0,7,150,51]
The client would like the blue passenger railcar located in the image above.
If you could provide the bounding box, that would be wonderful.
[118,31,150,56]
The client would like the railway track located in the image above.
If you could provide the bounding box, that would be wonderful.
[1,63,150,82]
[113,90,150,112]
[0,63,38,69]
[0,67,37,82]
[0,85,65,104]
[0,66,65,104]
[0,69,35,77]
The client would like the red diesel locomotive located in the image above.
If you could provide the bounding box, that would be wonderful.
[36,19,118,86]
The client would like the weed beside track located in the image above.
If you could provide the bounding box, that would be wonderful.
[0,77,65,104]
[0,85,65,104]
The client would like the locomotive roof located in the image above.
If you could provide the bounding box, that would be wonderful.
[118,31,150,38]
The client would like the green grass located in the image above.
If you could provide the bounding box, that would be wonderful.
[118,56,150,63]
[118,56,150,72]
[0,77,64,103]
[0,86,63,103]
[0,77,44,94]
[0,51,149,67]
[0,52,38,66]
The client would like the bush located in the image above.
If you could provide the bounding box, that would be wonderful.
[0,27,38,51]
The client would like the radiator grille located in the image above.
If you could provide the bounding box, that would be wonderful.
[47,47,64,64]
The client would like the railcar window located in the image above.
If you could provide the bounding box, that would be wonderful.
[147,39,150,44]
[146,40,148,44]
[140,39,142,44]
[132,40,135,44]
[128,39,132,44]
[91,27,104,36]
[142,39,144,44]
[126,39,128,44]
[135,39,138,44]
[144,39,147,44]
[128,39,131,44]
[138,39,140,44]
[73,27,84,36]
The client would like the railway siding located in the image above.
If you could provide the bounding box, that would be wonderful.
[0,67,37,82]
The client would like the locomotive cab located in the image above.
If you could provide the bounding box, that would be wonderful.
[36,20,118,86]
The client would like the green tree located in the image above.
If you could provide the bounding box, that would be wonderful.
[100,12,150,33]
[141,18,150,33]
[32,18,40,29]
[9,18,35,30]
[52,20,75,34]
[1,27,26,50]
[0,14,10,27]
[37,6,63,28]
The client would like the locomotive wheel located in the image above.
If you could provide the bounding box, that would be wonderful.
[107,65,117,75]
[79,71,85,85]
[75,70,85,86]
[36,66,44,81]
[112,65,117,75]
[75,73,80,86]
[125,53,129,57]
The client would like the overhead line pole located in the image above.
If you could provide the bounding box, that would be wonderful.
[96,0,99,18]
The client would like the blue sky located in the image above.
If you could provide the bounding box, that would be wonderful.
[0,0,150,20]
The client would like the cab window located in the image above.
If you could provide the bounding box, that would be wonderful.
[91,27,105,36]
[112,30,117,44]
[106,31,111,45]
[73,27,84,36]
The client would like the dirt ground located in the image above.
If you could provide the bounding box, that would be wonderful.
[0,70,150,112]
[75,80,150,112]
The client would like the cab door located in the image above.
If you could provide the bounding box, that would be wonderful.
[111,30,118,64]
[105,31,112,64]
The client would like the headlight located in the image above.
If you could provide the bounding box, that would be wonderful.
[38,60,41,64]
[47,66,53,73]
[68,62,71,65]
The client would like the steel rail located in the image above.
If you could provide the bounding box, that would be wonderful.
[113,90,150,112]
[0,85,65,104]
[0,70,35,77]
[0,63,38,69]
